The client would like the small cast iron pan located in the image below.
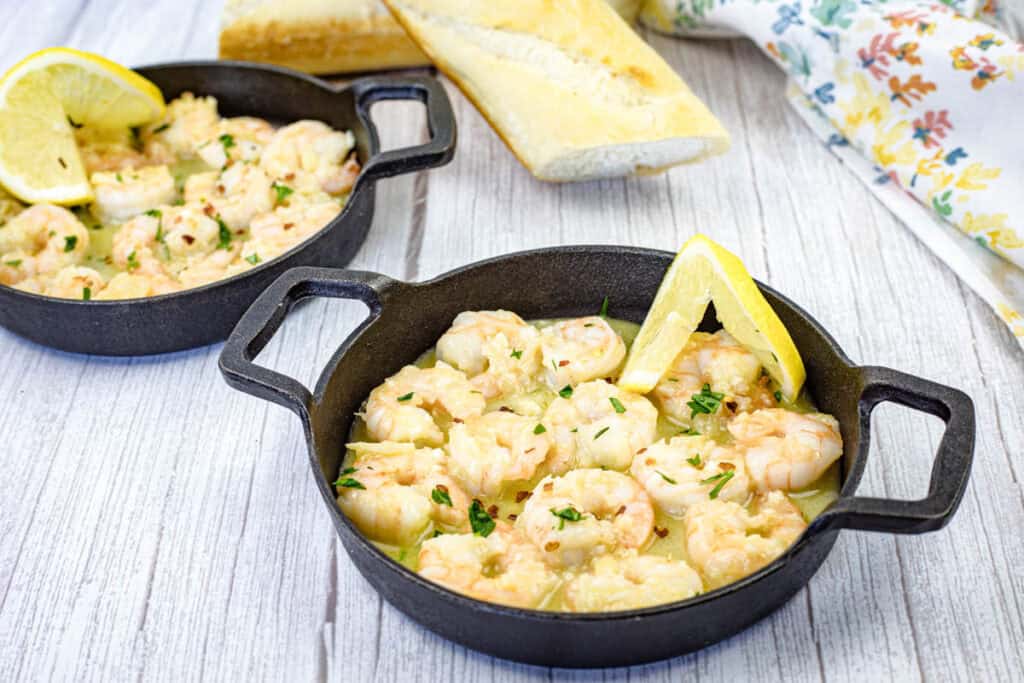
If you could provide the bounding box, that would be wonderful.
[0,61,456,356]
[219,246,974,668]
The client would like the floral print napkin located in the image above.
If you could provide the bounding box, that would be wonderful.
[640,1,1024,346]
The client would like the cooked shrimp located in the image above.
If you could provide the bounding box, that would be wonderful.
[0,251,34,286]
[685,491,806,590]
[144,92,219,160]
[446,411,551,498]
[45,266,105,299]
[630,435,752,518]
[177,244,242,289]
[75,126,149,174]
[363,362,485,446]
[241,200,341,263]
[184,163,274,231]
[337,441,471,545]
[563,552,703,611]
[94,272,181,300]
[0,204,89,276]
[419,523,560,608]
[729,409,843,491]
[437,311,539,376]
[196,116,275,169]
[0,187,25,226]
[261,120,359,195]
[90,165,176,224]
[160,203,223,262]
[542,380,658,473]
[516,469,654,568]
[109,211,168,276]
[539,316,626,387]
[653,330,775,428]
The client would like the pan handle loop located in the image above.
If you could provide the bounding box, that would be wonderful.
[352,74,457,183]
[219,267,398,424]
[811,366,975,535]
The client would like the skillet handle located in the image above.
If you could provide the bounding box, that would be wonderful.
[811,366,975,535]
[352,75,456,182]
[219,267,397,422]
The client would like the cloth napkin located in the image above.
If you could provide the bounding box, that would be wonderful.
[640,0,1024,346]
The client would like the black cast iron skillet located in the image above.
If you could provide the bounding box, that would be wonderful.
[0,61,455,356]
[219,246,975,668]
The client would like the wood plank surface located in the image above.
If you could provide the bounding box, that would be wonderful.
[0,2,1021,682]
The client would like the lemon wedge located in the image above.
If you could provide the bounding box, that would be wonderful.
[0,47,165,204]
[619,234,806,400]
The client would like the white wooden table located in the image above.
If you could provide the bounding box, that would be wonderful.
[2,2,1022,681]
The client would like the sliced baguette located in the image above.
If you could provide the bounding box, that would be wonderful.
[382,0,730,181]
[219,0,429,74]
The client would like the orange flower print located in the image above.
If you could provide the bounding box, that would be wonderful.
[885,9,928,30]
[950,46,977,71]
[970,33,1003,51]
[890,42,922,66]
[971,57,1004,90]
[766,42,781,60]
[888,74,937,106]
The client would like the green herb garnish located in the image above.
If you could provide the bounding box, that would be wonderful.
[397,392,414,402]
[656,470,677,485]
[272,181,294,204]
[774,390,783,403]
[551,506,583,530]
[700,471,735,499]
[431,486,453,507]
[152,122,170,134]
[219,133,236,150]
[82,287,91,301]
[469,499,495,537]
[510,349,523,359]
[4,259,22,267]
[115,172,123,182]
[245,253,261,265]
[63,235,78,252]
[216,215,231,249]
[534,423,547,435]
[593,426,610,440]
[144,208,162,219]
[558,385,573,399]
[609,397,626,414]
[680,427,701,436]
[598,296,609,318]
[126,251,139,271]
[686,453,702,467]
[335,476,365,490]
[687,383,724,418]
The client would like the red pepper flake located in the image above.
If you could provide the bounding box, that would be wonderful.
[719,462,735,471]
[284,172,295,181]
[544,541,561,552]
[515,491,532,503]
[615,505,626,516]
[558,360,570,367]
[487,504,499,517]
[507,513,517,521]
[203,204,215,216]
[637,448,647,455]
[284,222,295,230]
[654,526,669,538]
[182,234,195,245]
[435,483,449,494]
[452,418,464,424]
[216,184,225,193]
[543,482,553,492]
[499,406,514,413]
[645,458,655,466]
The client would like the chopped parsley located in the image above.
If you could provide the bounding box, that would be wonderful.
[115,172,123,183]
[686,453,702,468]
[4,259,22,267]
[333,467,362,489]
[431,486,453,507]
[510,349,523,359]
[219,133,236,151]
[551,506,583,530]
[216,215,232,249]
[145,208,162,219]
[774,390,783,403]
[687,383,724,418]
[469,499,495,537]
[593,426,610,440]
[598,296,609,318]
[126,251,140,271]
[656,470,677,485]
[152,122,170,134]
[609,397,626,414]
[680,427,701,436]
[245,253,261,265]
[700,471,735,499]
[272,181,294,204]
[533,423,547,435]
[558,385,573,399]
[63,235,78,252]
[396,392,414,402]
[82,287,91,301]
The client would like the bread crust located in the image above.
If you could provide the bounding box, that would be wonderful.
[382,0,730,181]
[219,6,429,74]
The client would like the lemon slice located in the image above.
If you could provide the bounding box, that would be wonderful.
[0,47,165,204]
[619,234,806,400]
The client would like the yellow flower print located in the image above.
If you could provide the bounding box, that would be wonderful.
[915,149,944,178]
[969,33,1003,50]
[872,120,917,168]
[838,73,890,134]
[955,163,1002,191]
[962,212,1009,235]
[997,54,1024,81]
